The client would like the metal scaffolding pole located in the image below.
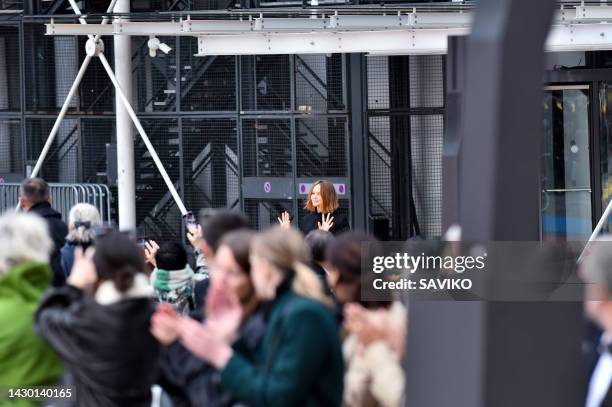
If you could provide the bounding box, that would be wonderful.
[114,0,137,231]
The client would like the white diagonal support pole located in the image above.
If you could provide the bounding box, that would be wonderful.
[578,197,612,263]
[28,55,92,180]
[98,52,188,215]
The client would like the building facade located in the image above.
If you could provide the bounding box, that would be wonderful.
[1,0,611,243]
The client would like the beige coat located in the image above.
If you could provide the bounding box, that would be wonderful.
[343,301,407,407]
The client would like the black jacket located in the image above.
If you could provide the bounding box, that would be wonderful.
[300,211,350,236]
[29,202,68,286]
[159,309,266,407]
[35,285,160,407]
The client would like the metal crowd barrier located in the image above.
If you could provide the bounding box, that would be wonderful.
[0,183,113,223]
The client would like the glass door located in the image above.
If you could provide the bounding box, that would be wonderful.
[542,85,593,241]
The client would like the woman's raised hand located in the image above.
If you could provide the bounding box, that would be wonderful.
[186,224,203,249]
[277,211,291,229]
[317,213,334,231]
[144,240,160,268]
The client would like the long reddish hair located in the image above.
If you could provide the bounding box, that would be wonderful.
[304,180,339,213]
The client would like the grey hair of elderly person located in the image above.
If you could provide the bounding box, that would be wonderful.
[0,212,53,275]
[66,203,101,244]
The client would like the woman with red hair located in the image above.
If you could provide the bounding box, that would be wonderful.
[278,180,350,236]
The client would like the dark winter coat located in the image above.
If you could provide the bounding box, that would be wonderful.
[29,202,68,286]
[300,210,350,236]
[220,288,344,407]
[159,309,266,407]
[35,285,160,407]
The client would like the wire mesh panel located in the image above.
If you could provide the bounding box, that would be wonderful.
[244,199,292,231]
[410,114,443,237]
[80,118,115,184]
[409,55,445,109]
[24,24,77,113]
[183,118,240,212]
[241,55,291,111]
[134,36,177,113]
[135,118,181,243]
[242,118,292,177]
[26,117,79,183]
[78,36,115,113]
[0,26,20,112]
[366,54,445,238]
[296,116,347,177]
[180,38,236,112]
[1,0,22,10]
[367,56,389,110]
[367,115,393,226]
[0,119,23,177]
[295,54,345,113]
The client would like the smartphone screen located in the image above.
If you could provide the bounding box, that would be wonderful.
[137,237,148,249]
[182,211,198,233]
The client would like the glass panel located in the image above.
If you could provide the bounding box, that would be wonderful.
[600,83,612,233]
[542,87,592,240]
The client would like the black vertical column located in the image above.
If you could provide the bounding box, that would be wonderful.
[388,56,413,239]
[348,53,368,231]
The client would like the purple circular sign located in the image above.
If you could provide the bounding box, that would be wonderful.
[300,184,307,193]
[338,184,345,194]
[263,181,272,193]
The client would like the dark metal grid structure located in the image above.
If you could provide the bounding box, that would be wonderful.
[25,117,79,183]
[80,118,115,184]
[366,54,446,239]
[410,113,443,237]
[23,24,116,114]
[182,118,240,210]
[296,116,347,177]
[295,54,345,113]
[242,118,292,177]
[0,119,23,177]
[366,114,393,228]
[0,26,20,112]
[135,118,182,240]
[241,55,291,111]
[180,38,236,112]
[3,19,351,241]
[409,55,445,109]
[244,198,292,230]
[134,36,177,113]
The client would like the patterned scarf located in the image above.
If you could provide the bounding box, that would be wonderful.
[150,265,195,314]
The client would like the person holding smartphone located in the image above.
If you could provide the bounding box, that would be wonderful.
[278,180,350,236]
